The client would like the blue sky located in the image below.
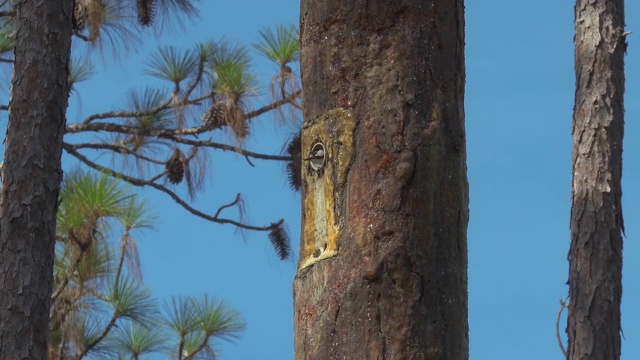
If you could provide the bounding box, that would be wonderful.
[8,1,640,359]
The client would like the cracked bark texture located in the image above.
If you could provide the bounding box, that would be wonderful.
[567,1,625,360]
[0,1,73,359]
[294,1,468,359]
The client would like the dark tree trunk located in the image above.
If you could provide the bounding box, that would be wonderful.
[0,1,73,358]
[294,1,468,359]
[567,1,625,359]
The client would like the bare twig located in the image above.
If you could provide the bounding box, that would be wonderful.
[148,171,166,183]
[244,155,255,167]
[556,297,569,358]
[73,31,91,42]
[0,57,13,63]
[73,30,91,43]
[214,193,241,219]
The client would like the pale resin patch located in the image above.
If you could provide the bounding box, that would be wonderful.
[299,108,354,270]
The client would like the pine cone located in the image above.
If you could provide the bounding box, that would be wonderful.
[286,131,302,191]
[137,0,155,27]
[166,149,185,185]
[268,222,291,260]
[72,0,85,30]
[202,101,225,128]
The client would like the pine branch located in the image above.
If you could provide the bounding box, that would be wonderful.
[76,93,208,126]
[66,142,167,165]
[76,311,119,360]
[64,143,281,232]
[67,89,301,135]
[244,88,301,119]
[51,251,85,302]
[178,334,186,360]
[67,138,290,164]
[158,135,292,162]
[184,51,206,101]
[83,286,110,302]
[114,228,130,294]
[183,335,212,360]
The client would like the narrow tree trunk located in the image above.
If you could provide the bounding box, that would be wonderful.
[567,1,625,359]
[294,1,468,359]
[0,1,73,358]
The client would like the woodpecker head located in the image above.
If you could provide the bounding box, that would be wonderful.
[304,143,326,172]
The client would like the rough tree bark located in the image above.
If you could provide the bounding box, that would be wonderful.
[567,1,625,359]
[294,1,468,359]
[0,1,73,358]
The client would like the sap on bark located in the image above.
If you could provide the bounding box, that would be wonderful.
[299,109,354,270]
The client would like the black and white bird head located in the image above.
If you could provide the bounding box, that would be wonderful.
[304,143,326,171]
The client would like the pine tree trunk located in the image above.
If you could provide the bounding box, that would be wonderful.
[567,1,625,359]
[294,1,468,359]
[0,1,73,358]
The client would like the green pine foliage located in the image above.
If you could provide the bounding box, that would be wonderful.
[51,170,245,359]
